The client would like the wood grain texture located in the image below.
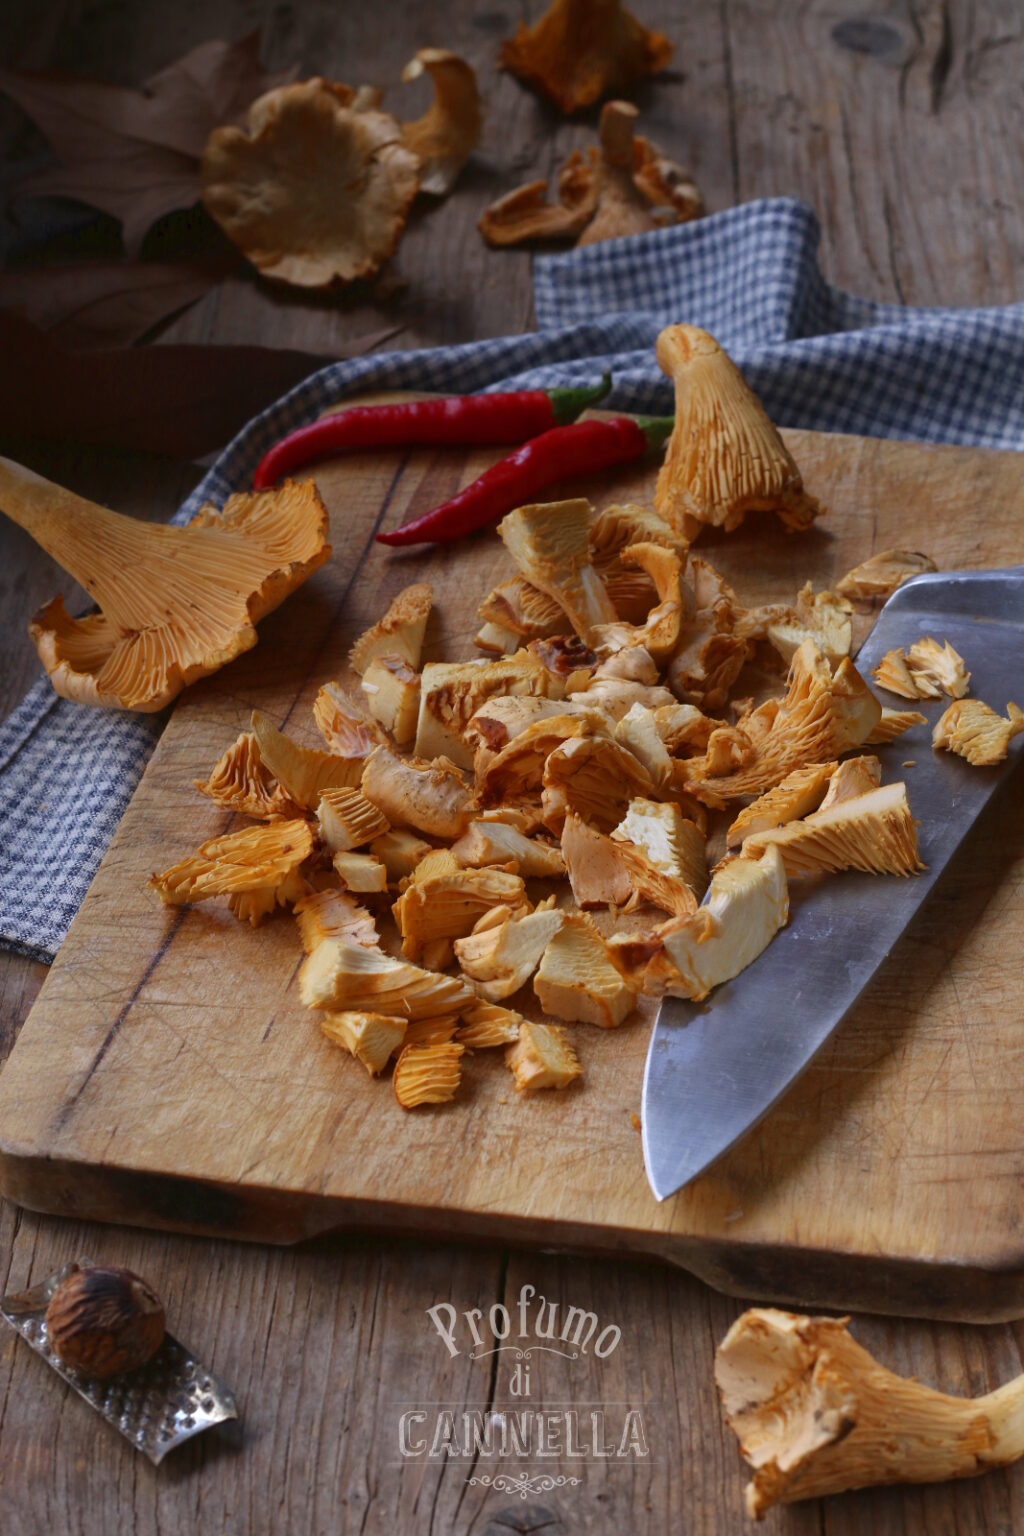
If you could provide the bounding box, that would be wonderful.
[5,2,1024,1532]
[2,426,1022,1321]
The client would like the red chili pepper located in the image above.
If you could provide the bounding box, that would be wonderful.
[252,375,611,490]
[376,415,673,548]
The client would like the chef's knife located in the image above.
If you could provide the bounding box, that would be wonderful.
[642,566,1024,1201]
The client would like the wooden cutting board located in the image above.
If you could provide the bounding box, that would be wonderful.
[2,423,1023,1322]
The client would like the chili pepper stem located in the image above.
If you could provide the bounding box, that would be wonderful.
[547,371,613,426]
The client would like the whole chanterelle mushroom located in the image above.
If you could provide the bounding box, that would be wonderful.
[499,0,673,115]
[717,1307,1024,1519]
[0,457,330,711]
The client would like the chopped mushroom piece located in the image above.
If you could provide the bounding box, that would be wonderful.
[498,499,617,644]
[476,574,565,650]
[361,655,420,746]
[905,636,971,699]
[742,782,923,878]
[194,730,300,820]
[451,821,565,878]
[454,906,564,1001]
[368,828,433,884]
[561,814,634,908]
[595,542,691,665]
[652,703,714,754]
[350,582,432,674]
[313,681,388,756]
[150,819,314,924]
[499,0,672,115]
[541,734,655,834]
[767,583,852,668]
[726,762,836,847]
[836,548,937,603]
[683,641,881,803]
[646,847,789,1000]
[476,709,612,803]
[534,912,638,1027]
[393,867,530,960]
[322,1011,406,1076]
[362,745,474,839]
[613,798,709,903]
[416,651,554,768]
[402,847,462,887]
[590,502,688,564]
[667,623,752,713]
[393,1041,464,1109]
[456,999,523,1048]
[401,1014,460,1048]
[1,459,331,711]
[251,710,363,809]
[318,787,390,852]
[872,648,922,699]
[294,887,379,952]
[716,1307,1024,1518]
[399,49,481,197]
[333,850,388,893]
[613,703,675,789]
[865,707,927,745]
[506,1021,582,1093]
[574,676,676,719]
[200,79,420,287]
[933,698,1024,766]
[818,754,882,810]
[653,326,821,539]
[299,934,472,1015]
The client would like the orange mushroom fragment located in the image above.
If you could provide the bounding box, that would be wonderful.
[400,49,482,196]
[1,460,330,712]
[499,0,672,115]
[194,730,300,821]
[150,819,314,925]
[200,79,420,287]
[933,698,1024,766]
[393,1040,464,1109]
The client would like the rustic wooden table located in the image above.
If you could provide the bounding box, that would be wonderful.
[3,3,1024,1532]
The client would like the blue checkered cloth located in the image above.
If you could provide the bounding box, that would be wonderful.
[5,197,1024,961]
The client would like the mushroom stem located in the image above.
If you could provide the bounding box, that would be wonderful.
[0,456,139,589]
[716,1308,1024,1519]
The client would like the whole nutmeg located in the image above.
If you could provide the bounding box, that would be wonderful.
[44,1265,166,1380]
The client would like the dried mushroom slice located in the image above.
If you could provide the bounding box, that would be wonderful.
[836,548,936,604]
[349,582,431,674]
[499,0,672,115]
[454,906,565,1002]
[362,745,473,839]
[252,710,363,809]
[150,818,314,923]
[314,681,388,756]
[200,79,420,287]
[361,655,420,746]
[299,934,472,1016]
[451,821,565,878]
[498,499,617,644]
[322,1011,406,1076]
[506,1021,582,1093]
[393,1041,464,1109]
[4,459,330,712]
[933,698,1024,766]
[715,1307,1024,1518]
[726,762,836,848]
[534,912,638,1028]
[742,782,923,879]
[400,49,481,197]
[318,786,390,852]
[613,798,709,902]
[646,847,789,1001]
[193,730,300,820]
[653,326,821,539]
[542,734,655,835]
[393,867,530,960]
[416,651,554,769]
[561,813,633,908]
[456,999,523,1048]
[865,707,927,745]
[294,887,379,953]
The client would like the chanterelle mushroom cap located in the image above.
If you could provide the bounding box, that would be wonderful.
[2,458,330,712]
[499,0,673,116]
[400,48,482,196]
[716,1307,1024,1518]
[654,325,821,539]
[200,78,420,287]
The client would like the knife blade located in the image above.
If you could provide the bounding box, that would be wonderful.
[642,566,1024,1201]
